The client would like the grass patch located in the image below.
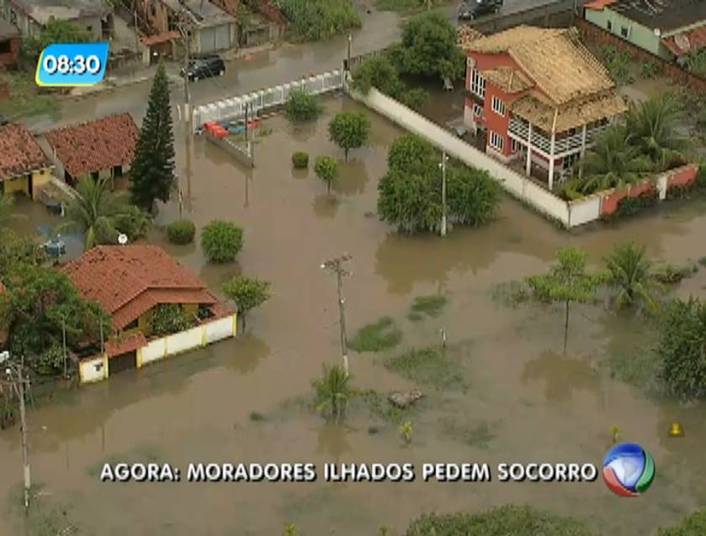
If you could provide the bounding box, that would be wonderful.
[698,256,706,268]
[0,72,58,119]
[654,263,697,285]
[7,483,80,536]
[349,316,403,352]
[386,346,465,390]
[376,0,450,13]
[408,295,448,321]
[491,281,530,308]
[249,411,267,422]
[441,418,496,449]
[603,350,661,393]
[357,389,411,424]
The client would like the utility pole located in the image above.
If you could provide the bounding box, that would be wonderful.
[439,151,449,237]
[1,352,31,512]
[176,10,192,128]
[346,33,352,73]
[321,254,352,375]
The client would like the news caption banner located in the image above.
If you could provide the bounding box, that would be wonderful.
[35,42,109,87]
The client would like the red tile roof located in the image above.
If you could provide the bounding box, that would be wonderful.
[0,123,51,181]
[45,113,139,178]
[140,31,180,46]
[584,0,617,9]
[663,25,706,57]
[62,245,219,330]
[105,332,147,358]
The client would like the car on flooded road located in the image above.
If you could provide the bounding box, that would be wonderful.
[180,55,226,82]
[458,0,504,20]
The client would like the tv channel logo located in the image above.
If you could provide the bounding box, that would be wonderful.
[602,443,655,497]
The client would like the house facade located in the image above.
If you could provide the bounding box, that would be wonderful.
[0,0,113,40]
[44,113,139,185]
[0,123,53,199]
[0,17,19,68]
[584,0,706,61]
[462,26,627,190]
[137,0,236,55]
[62,245,237,382]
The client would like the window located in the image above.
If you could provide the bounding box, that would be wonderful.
[620,26,630,38]
[0,41,10,54]
[489,131,504,152]
[471,69,486,99]
[491,96,505,116]
[607,20,612,32]
[473,103,483,117]
[511,139,520,153]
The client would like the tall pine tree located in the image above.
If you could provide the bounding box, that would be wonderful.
[130,61,175,210]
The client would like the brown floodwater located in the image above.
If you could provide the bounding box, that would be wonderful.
[2,95,706,535]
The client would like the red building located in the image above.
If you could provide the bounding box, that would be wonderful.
[461,25,628,190]
[0,18,20,69]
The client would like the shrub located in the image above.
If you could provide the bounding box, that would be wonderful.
[278,0,361,42]
[386,347,465,390]
[657,298,706,400]
[291,151,309,169]
[314,155,338,193]
[399,88,429,111]
[610,189,659,219]
[328,112,370,161]
[36,344,65,376]
[349,317,403,352]
[151,304,195,336]
[352,54,404,97]
[166,219,196,245]
[201,220,243,263]
[284,89,322,122]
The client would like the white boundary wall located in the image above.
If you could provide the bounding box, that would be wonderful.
[79,355,108,384]
[567,195,602,227]
[192,70,345,130]
[352,88,573,227]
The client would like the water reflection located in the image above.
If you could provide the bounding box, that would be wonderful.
[225,334,270,375]
[316,422,352,462]
[333,158,369,196]
[522,351,600,403]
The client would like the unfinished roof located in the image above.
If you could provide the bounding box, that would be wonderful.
[0,123,52,182]
[163,0,235,27]
[457,25,484,50]
[586,0,706,34]
[467,26,616,106]
[45,113,139,178]
[483,67,533,93]
[62,245,219,330]
[662,25,706,55]
[511,92,628,132]
[10,0,112,24]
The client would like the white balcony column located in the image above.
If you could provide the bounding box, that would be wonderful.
[548,131,556,190]
[578,124,588,179]
[525,122,533,176]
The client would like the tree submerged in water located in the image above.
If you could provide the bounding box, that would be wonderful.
[312,364,352,422]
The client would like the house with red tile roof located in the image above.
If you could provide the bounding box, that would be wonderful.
[62,245,237,382]
[44,113,139,185]
[0,123,54,199]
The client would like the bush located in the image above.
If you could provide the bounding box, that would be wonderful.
[201,220,244,263]
[314,155,338,193]
[36,345,65,376]
[612,189,659,219]
[166,219,196,245]
[386,347,465,390]
[399,88,429,111]
[292,151,309,169]
[278,0,361,42]
[657,298,706,400]
[352,54,404,97]
[284,89,322,122]
[151,304,195,336]
[349,317,403,352]
[406,506,594,536]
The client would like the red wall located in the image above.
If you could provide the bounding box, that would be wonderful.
[0,37,20,69]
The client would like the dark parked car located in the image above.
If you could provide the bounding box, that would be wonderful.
[181,55,226,82]
[458,0,503,20]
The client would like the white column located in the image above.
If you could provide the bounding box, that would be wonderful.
[526,123,533,176]
[578,124,588,179]
[548,131,556,191]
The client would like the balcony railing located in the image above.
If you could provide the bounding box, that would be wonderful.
[508,117,609,157]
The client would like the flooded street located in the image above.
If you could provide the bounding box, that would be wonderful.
[3,94,706,535]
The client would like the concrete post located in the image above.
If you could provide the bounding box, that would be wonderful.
[525,122,533,176]
[578,124,588,179]
[548,131,556,191]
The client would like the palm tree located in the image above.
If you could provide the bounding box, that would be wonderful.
[312,364,352,422]
[58,176,130,249]
[626,94,688,171]
[604,243,660,311]
[578,126,651,194]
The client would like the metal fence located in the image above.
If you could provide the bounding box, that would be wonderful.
[191,69,345,130]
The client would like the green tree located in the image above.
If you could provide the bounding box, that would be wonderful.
[446,166,501,227]
[657,297,706,401]
[21,20,91,62]
[604,243,660,311]
[277,0,361,42]
[314,156,338,193]
[312,364,352,422]
[658,508,706,535]
[130,61,175,210]
[388,134,437,173]
[222,276,271,332]
[328,112,370,161]
[527,248,601,353]
[0,265,109,374]
[284,89,323,122]
[351,55,404,97]
[166,219,196,245]
[201,220,244,263]
[399,12,466,81]
[406,505,594,536]
[150,304,195,336]
[58,176,148,249]
[378,169,442,233]
[626,94,688,171]
[577,126,651,194]
[0,230,44,280]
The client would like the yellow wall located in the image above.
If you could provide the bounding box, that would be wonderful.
[31,168,52,199]
[3,175,28,195]
[2,168,54,199]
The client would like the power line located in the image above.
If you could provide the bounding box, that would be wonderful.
[320,254,352,375]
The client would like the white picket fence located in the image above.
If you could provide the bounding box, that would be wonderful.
[192,70,345,130]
